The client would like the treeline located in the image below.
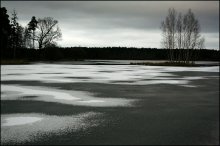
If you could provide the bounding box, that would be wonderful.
[2,47,219,61]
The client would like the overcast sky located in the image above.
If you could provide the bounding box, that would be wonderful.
[2,1,219,49]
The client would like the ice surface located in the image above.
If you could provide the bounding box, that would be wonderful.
[1,63,218,144]
[1,64,218,107]
[2,64,217,85]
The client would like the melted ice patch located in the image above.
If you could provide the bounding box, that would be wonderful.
[2,116,43,126]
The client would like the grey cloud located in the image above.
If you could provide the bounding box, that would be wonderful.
[3,1,218,32]
[1,1,219,49]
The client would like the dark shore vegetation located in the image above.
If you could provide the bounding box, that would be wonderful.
[1,47,219,65]
[1,59,30,65]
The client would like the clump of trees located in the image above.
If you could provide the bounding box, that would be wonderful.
[161,8,205,64]
[0,7,62,59]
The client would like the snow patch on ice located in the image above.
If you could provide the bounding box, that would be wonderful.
[79,100,105,103]
[181,85,197,88]
[1,85,80,101]
[1,112,102,144]
[1,84,135,107]
[2,116,43,126]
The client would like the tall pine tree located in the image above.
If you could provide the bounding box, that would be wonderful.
[28,16,38,49]
[0,7,12,58]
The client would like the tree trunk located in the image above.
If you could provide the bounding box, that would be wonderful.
[33,30,35,49]
[13,47,16,59]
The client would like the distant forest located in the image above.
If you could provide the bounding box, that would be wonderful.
[2,47,219,61]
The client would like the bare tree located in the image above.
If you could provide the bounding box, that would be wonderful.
[176,12,183,62]
[161,8,205,64]
[36,17,62,49]
[197,37,205,49]
[161,8,177,62]
[183,9,202,64]
[194,37,205,62]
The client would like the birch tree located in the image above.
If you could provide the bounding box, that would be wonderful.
[161,8,205,64]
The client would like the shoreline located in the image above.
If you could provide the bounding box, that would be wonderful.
[130,61,219,67]
[1,59,219,67]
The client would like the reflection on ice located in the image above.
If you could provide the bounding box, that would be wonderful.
[1,112,102,144]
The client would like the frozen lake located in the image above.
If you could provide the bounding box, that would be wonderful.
[1,62,219,145]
